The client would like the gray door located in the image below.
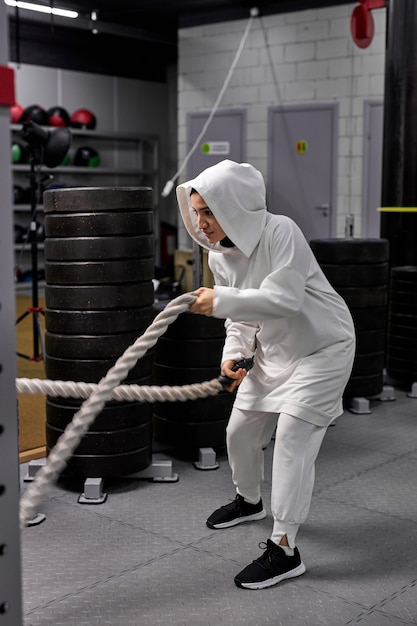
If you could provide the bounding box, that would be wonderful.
[362,100,383,238]
[267,103,338,241]
[186,109,246,179]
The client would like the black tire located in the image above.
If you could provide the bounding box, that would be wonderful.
[153,415,228,450]
[45,354,153,383]
[310,238,389,264]
[44,258,154,285]
[46,397,152,430]
[386,265,417,385]
[45,330,145,359]
[44,235,154,261]
[152,314,232,450]
[309,238,389,399]
[44,306,155,335]
[319,262,388,287]
[45,283,154,310]
[43,186,154,213]
[43,186,155,477]
[44,211,154,237]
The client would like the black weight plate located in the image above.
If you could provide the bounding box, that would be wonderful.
[43,186,153,213]
[153,336,224,367]
[153,414,227,449]
[44,235,154,261]
[46,397,152,430]
[310,238,389,264]
[388,314,417,329]
[45,282,154,310]
[152,363,220,385]
[386,345,417,361]
[355,329,386,354]
[45,330,146,359]
[351,351,385,376]
[386,359,417,383]
[49,445,153,478]
[337,285,387,308]
[153,305,226,339]
[387,334,417,351]
[320,262,388,287]
[153,392,234,420]
[389,279,417,293]
[388,289,417,306]
[44,211,154,237]
[350,306,387,331]
[45,258,155,285]
[45,354,152,383]
[45,306,156,334]
[388,300,417,316]
[390,266,417,282]
[343,372,384,398]
[46,421,152,455]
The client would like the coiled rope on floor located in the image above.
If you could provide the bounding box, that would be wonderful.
[18,292,225,529]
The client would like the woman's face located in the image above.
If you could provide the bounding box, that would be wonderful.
[191,192,227,244]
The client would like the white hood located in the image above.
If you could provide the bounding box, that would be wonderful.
[176,160,267,258]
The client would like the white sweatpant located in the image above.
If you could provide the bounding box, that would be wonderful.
[226,408,329,548]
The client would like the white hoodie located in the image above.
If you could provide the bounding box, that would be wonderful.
[176,160,355,426]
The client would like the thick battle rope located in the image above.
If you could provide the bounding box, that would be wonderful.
[18,292,225,528]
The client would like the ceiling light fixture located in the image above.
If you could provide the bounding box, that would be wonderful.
[90,9,98,34]
[4,0,78,18]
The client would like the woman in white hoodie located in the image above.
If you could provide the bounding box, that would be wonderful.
[176,159,355,590]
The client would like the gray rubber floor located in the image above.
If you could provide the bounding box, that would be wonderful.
[20,382,417,626]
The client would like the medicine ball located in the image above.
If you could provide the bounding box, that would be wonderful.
[13,184,26,204]
[11,140,29,164]
[10,102,24,124]
[21,104,49,126]
[74,146,100,167]
[47,106,71,128]
[70,108,97,130]
[14,223,26,244]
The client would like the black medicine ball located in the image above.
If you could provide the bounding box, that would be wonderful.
[47,106,71,127]
[13,184,26,204]
[21,104,49,126]
[74,146,100,167]
[70,108,97,129]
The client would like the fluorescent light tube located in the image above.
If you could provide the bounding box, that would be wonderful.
[4,0,78,18]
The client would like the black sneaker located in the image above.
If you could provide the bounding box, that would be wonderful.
[234,539,306,589]
[206,494,266,529]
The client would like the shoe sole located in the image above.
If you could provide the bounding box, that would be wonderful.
[234,562,306,590]
[206,509,266,529]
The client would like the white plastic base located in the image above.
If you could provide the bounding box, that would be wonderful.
[193,447,219,470]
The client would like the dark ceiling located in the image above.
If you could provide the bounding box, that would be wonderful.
[7,0,352,82]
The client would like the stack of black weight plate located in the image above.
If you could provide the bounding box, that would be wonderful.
[386,266,417,386]
[309,238,389,399]
[43,186,156,478]
[152,307,235,450]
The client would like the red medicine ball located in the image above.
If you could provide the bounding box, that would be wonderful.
[10,103,24,124]
[47,106,71,127]
[70,108,97,130]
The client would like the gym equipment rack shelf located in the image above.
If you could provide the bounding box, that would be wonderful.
[11,124,160,283]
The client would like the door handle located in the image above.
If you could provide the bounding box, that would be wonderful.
[314,203,330,216]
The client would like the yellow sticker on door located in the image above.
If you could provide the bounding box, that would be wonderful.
[296,140,308,154]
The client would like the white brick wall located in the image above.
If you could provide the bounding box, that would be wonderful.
[177,4,387,242]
